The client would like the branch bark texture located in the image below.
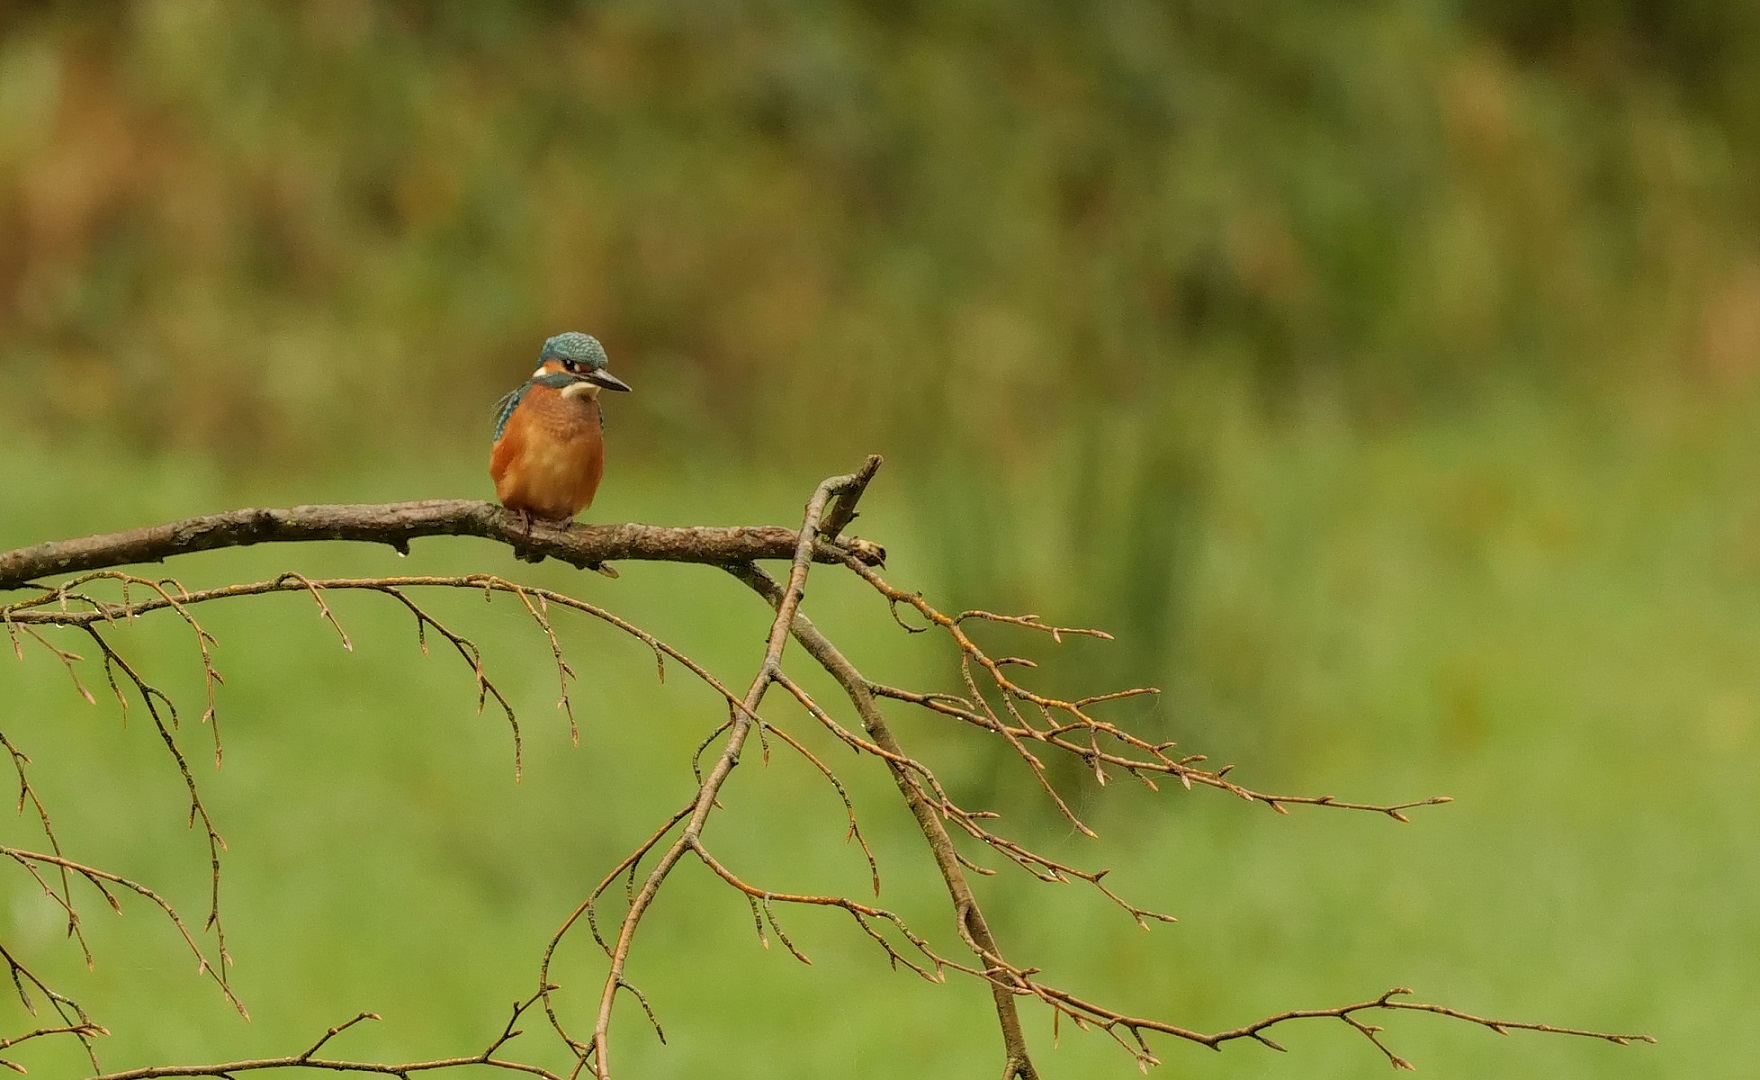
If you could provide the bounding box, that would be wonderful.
[0,499,884,590]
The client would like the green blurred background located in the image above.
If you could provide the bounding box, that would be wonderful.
[1,1,1754,1076]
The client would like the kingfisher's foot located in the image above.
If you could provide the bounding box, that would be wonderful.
[505,508,541,562]
[511,512,576,564]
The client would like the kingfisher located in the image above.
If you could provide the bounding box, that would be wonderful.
[490,332,631,558]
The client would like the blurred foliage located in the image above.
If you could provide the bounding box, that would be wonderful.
[7,0,1760,697]
[5,0,1760,440]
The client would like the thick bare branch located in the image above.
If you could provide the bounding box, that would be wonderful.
[0,501,883,590]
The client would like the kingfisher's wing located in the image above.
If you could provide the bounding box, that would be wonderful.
[492,384,529,443]
[493,372,602,442]
[494,375,574,441]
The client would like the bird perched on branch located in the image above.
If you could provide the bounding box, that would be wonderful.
[490,332,632,560]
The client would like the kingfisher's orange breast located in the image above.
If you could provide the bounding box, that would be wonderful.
[490,384,605,521]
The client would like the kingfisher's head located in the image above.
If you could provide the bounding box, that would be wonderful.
[534,332,632,395]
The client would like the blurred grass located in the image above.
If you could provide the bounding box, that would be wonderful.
[2,376,1754,1077]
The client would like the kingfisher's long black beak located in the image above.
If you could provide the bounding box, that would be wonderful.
[582,369,632,392]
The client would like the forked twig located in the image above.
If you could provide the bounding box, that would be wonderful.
[86,986,564,1079]
[0,847,242,1017]
[858,564,1448,822]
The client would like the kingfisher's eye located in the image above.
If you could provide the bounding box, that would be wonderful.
[563,359,581,372]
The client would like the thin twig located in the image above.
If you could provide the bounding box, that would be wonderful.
[87,986,564,1079]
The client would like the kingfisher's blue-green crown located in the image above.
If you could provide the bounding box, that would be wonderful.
[492,330,622,442]
[540,331,609,369]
